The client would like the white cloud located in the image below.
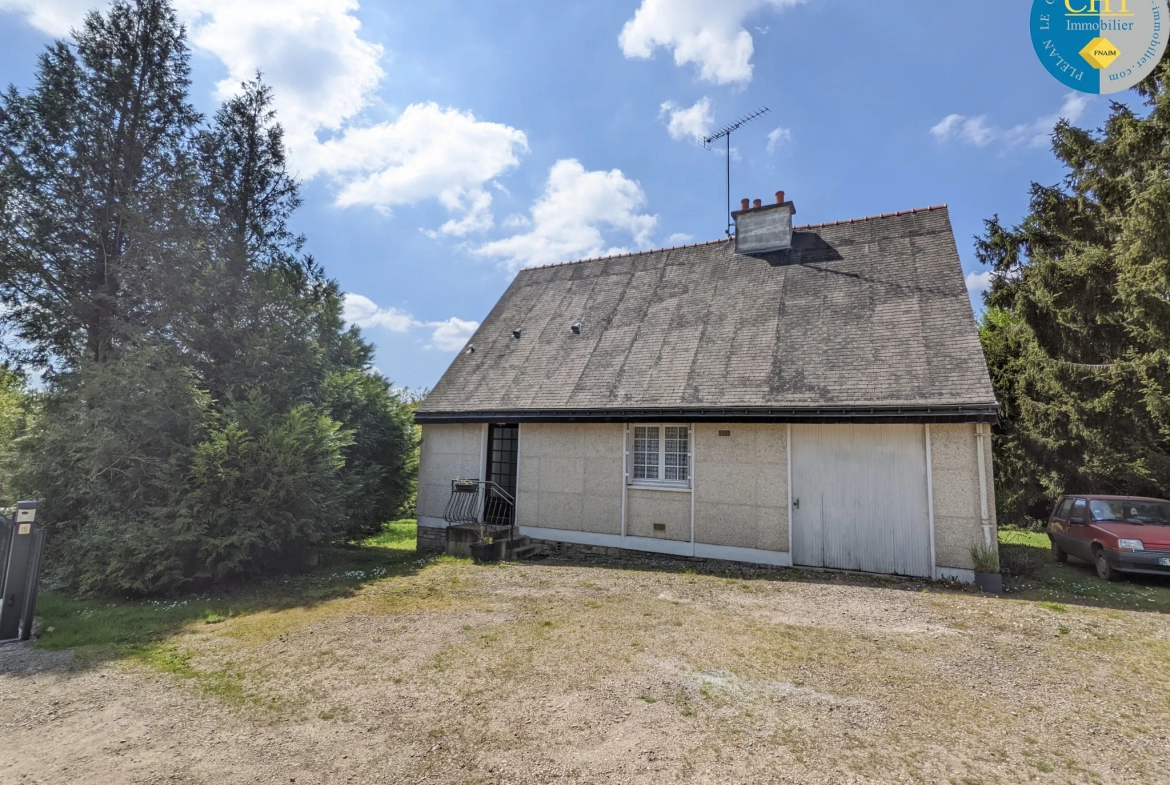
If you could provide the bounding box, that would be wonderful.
[965,271,992,298]
[619,0,804,85]
[659,97,713,142]
[766,126,791,153]
[931,93,1091,151]
[930,114,995,147]
[426,318,479,352]
[0,0,91,35]
[503,214,531,229]
[1006,92,1092,148]
[2,0,527,234]
[318,103,528,233]
[343,293,419,332]
[343,294,477,352]
[476,159,658,272]
[666,232,695,244]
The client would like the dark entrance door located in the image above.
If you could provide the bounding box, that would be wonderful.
[484,424,518,526]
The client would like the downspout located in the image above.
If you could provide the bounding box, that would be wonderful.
[786,424,793,557]
[690,423,696,558]
[976,423,992,549]
[621,424,629,538]
[925,424,936,579]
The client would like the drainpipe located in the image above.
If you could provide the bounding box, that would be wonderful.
[621,425,628,538]
[976,423,992,549]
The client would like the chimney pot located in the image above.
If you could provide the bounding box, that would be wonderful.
[753,199,762,209]
[775,191,785,204]
[740,198,750,211]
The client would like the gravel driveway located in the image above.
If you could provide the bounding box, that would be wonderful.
[2,553,1168,784]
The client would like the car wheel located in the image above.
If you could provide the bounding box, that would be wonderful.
[1094,548,1116,582]
[1051,539,1068,563]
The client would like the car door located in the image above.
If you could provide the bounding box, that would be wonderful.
[1049,497,1075,550]
[1066,498,1092,559]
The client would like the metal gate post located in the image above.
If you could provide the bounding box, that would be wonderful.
[0,501,46,643]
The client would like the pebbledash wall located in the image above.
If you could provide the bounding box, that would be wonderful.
[416,421,996,582]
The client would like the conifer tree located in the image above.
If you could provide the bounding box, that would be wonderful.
[978,59,1170,519]
[0,0,199,369]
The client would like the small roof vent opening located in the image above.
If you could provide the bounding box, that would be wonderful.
[512,328,522,339]
[733,189,796,254]
[571,322,581,335]
[466,343,476,354]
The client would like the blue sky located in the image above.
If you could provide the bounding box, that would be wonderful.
[0,0,1117,391]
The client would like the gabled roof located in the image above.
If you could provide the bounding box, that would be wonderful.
[416,206,997,424]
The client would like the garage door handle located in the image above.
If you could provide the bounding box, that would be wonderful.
[792,498,799,510]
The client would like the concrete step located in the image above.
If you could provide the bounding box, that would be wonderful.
[509,543,540,560]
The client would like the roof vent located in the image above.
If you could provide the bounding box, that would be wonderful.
[467,344,475,354]
[733,190,796,254]
[571,322,581,334]
[512,329,522,339]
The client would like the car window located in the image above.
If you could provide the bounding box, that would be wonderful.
[1089,499,1117,521]
[1055,498,1074,520]
[1070,499,1088,524]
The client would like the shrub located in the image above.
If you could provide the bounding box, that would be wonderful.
[179,396,351,583]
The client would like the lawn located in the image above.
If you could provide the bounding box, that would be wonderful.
[999,526,1170,613]
[32,519,425,655]
[3,520,1169,784]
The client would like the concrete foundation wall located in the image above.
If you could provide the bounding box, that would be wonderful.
[931,424,998,570]
[416,424,483,522]
[516,423,623,535]
[693,424,789,552]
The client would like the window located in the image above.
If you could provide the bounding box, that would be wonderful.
[1055,498,1074,520]
[1070,499,1088,524]
[630,425,690,488]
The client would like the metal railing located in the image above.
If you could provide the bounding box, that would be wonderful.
[442,479,516,532]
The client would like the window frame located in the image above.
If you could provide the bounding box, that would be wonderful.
[627,423,692,491]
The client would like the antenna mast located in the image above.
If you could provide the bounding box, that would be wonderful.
[700,106,770,237]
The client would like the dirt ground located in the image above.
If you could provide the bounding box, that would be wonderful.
[2,553,1169,785]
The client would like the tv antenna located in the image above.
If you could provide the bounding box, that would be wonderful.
[700,106,770,237]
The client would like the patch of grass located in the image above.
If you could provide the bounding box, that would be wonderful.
[640,694,658,703]
[1037,602,1067,613]
[34,543,426,657]
[361,519,418,551]
[999,529,1170,613]
[999,528,1048,577]
[139,644,249,706]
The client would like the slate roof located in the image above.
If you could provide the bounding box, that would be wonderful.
[416,206,997,424]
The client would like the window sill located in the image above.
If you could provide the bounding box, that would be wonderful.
[628,483,692,493]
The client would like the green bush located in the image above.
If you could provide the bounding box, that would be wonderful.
[16,347,209,594]
[318,370,415,542]
[179,396,351,583]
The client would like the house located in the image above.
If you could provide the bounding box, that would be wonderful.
[413,194,998,583]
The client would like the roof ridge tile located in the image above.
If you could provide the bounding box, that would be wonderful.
[519,204,948,271]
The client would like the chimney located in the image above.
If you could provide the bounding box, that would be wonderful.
[752,199,762,209]
[732,190,796,253]
[740,198,750,211]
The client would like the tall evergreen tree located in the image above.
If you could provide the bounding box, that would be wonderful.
[978,59,1170,520]
[0,0,199,370]
[0,0,415,593]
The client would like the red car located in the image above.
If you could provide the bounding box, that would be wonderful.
[1047,495,1170,581]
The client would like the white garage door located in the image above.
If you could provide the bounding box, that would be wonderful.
[791,424,932,578]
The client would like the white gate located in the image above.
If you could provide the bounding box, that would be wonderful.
[791,424,932,578]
